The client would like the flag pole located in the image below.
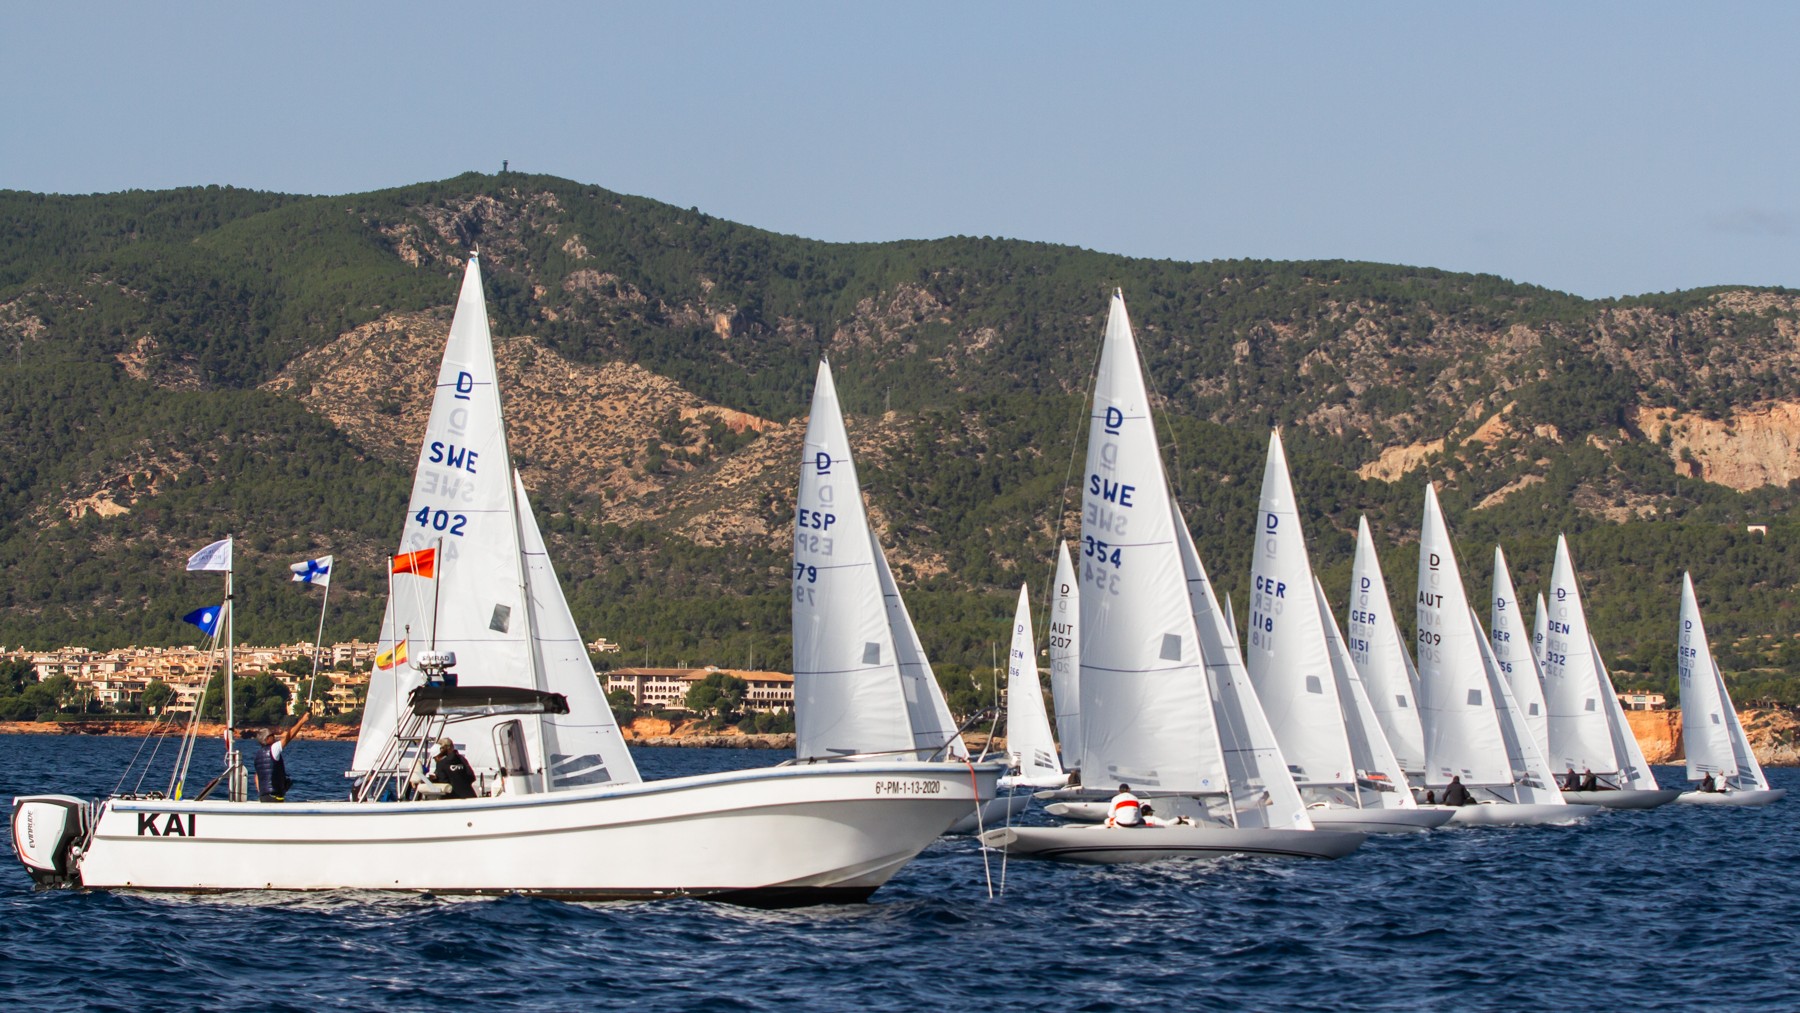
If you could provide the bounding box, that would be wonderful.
[306,575,331,711]
[430,537,444,651]
[224,536,235,735]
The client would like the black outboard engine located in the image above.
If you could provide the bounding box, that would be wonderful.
[11,795,91,887]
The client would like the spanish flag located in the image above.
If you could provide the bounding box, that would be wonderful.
[375,639,409,671]
[391,548,436,578]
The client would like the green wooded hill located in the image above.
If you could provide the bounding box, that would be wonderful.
[3,173,1799,706]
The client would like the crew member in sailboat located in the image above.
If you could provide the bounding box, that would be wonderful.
[1441,776,1474,807]
[1106,784,1143,827]
[1562,767,1581,791]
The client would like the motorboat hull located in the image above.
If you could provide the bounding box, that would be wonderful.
[1675,788,1787,807]
[978,824,1367,863]
[944,793,1034,835]
[1558,788,1681,809]
[1445,802,1601,826]
[17,761,1001,906]
[1305,806,1456,833]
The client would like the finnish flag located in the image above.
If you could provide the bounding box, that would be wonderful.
[290,555,333,587]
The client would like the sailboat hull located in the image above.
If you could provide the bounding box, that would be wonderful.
[1305,807,1456,833]
[39,762,1001,906]
[944,793,1034,835]
[1559,788,1681,809]
[1042,800,1110,823]
[1444,802,1601,826]
[978,825,1366,863]
[1675,788,1787,807]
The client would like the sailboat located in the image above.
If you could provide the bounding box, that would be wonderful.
[1415,485,1597,826]
[789,360,1005,834]
[1345,517,1428,783]
[1540,536,1677,808]
[1675,573,1786,806]
[945,583,1064,834]
[1490,547,1550,762]
[981,292,1363,863]
[11,256,996,904]
[1000,584,1067,790]
[1244,432,1448,832]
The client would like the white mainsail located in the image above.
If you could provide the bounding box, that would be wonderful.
[1315,577,1417,809]
[514,472,640,788]
[1245,430,1356,788]
[1346,516,1427,777]
[1004,584,1064,786]
[1594,640,1659,791]
[1415,485,1512,787]
[1048,543,1081,770]
[1541,536,1622,775]
[354,255,550,777]
[1679,573,1770,790]
[1171,503,1312,828]
[1075,292,1227,793]
[792,360,963,761]
[1490,546,1550,762]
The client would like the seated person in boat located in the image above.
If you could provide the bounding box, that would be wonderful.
[1106,784,1143,827]
[1562,767,1581,791]
[1441,776,1475,806]
[428,736,478,799]
[1138,804,1191,828]
[235,711,311,803]
[1579,768,1600,792]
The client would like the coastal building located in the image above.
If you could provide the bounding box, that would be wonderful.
[605,666,794,713]
[4,642,377,716]
[1619,691,1668,711]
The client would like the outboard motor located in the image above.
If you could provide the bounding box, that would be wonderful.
[11,795,91,887]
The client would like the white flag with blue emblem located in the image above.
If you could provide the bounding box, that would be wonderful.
[186,537,233,572]
[290,555,333,587]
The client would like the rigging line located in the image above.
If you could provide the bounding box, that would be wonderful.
[1043,304,1109,629]
[126,706,183,797]
[965,755,994,901]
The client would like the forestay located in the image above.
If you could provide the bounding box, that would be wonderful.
[1346,517,1427,777]
[1490,547,1550,762]
[1245,431,1356,788]
[354,255,552,778]
[1004,584,1064,785]
[1049,544,1082,770]
[1075,293,1226,793]
[1415,485,1512,787]
[1541,536,1621,775]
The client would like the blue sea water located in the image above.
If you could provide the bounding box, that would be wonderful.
[2,734,1797,1012]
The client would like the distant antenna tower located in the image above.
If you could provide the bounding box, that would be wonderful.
[502,159,509,173]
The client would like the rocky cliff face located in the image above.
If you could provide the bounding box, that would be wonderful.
[1626,708,1800,767]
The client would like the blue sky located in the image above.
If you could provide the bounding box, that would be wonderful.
[5,3,1795,298]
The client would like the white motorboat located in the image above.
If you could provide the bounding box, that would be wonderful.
[12,255,998,904]
[1674,573,1786,807]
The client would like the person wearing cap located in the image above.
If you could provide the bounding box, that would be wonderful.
[1106,783,1143,828]
[233,711,311,802]
[428,736,478,799]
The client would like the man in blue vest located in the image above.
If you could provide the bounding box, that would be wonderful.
[236,711,311,802]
